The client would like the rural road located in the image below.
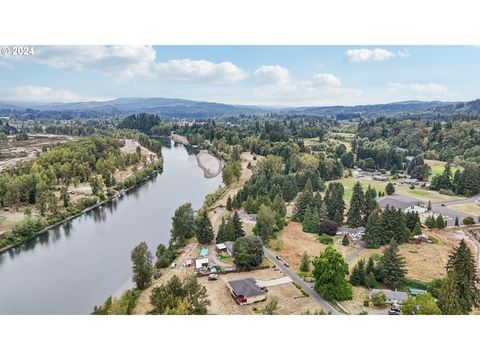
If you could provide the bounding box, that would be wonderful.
[263,247,341,315]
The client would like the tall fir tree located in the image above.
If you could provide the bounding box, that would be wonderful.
[350,258,366,286]
[196,210,215,245]
[232,211,245,240]
[363,185,378,223]
[438,271,464,315]
[445,239,479,313]
[379,240,407,289]
[347,182,364,227]
[363,210,383,248]
[226,196,232,211]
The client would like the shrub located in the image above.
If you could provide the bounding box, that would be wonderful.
[318,234,334,245]
[319,219,338,236]
[439,189,455,196]
[370,291,387,306]
[463,216,475,225]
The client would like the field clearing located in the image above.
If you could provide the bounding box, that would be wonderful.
[425,159,463,180]
[448,202,480,217]
[339,286,388,315]
[271,222,360,273]
[0,133,74,171]
[397,186,462,203]
[326,177,387,201]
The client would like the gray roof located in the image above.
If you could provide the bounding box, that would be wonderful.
[377,196,416,210]
[227,277,266,298]
[337,226,365,235]
[224,241,235,255]
[369,289,408,303]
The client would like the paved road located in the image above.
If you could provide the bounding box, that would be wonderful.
[263,247,340,315]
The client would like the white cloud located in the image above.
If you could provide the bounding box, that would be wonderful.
[253,65,290,85]
[5,46,247,83]
[1,86,82,102]
[387,82,448,94]
[346,48,396,62]
[253,66,362,106]
[26,46,157,80]
[397,49,410,58]
[154,59,246,83]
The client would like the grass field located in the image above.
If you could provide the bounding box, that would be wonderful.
[397,186,462,203]
[327,177,387,201]
[425,159,463,180]
[448,202,480,217]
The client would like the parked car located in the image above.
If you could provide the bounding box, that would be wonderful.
[208,274,219,281]
[276,255,281,260]
[153,271,161,280]
[171,262,176,268]
[284,262,290,268]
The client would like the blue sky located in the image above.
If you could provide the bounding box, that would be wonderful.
[0,45,479,106]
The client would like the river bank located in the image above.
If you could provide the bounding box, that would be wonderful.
[0,163,163,255]
[196,150,224,178]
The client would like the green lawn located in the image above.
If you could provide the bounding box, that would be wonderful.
[331,177,387,201]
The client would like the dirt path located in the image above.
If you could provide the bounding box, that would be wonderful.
[209,152,258,232]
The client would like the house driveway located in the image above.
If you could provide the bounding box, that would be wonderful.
[256,276,292,287]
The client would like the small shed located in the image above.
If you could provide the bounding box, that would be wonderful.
[216,243,227,252]
[224,241,235,257]
[409,288,427,296]
[195,258,209,271]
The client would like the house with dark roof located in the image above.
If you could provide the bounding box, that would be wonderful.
[377,196,416,210]
[369,289,408,304]
[226,277,266,305]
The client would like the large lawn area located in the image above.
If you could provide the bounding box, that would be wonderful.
[448,202,480,217]
[425,159,463,180]
[327,177,388,201]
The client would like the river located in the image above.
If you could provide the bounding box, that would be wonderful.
[0,141,223,314]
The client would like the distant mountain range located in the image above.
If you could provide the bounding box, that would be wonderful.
[0,97,479,119]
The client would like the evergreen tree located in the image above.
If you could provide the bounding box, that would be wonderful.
[363,185,378,223]
[272,194,287,218]
[60,186,70,208]
[244,195,257,213]
[413,221,422,236]
[366,257,375,275]
[131,242,153,290]
[455,216,459,227]
[318,202,328,221]
[341,234,350,246]
[226,196,232,211]
[333,209,343,226]
[435,214,446,228]
[300,251,310,272]
[446,240,479,313]
[293,186,314,222]
[350,258,366,286]
[385,182,395,195]
[438,271,464,315]
[195,210,214,245]
[324,182,345,222]
[232,211,245,240]
[363,210,383,248]
[347,182,365,227]
[379,240,407,289]
[302,206,320,233]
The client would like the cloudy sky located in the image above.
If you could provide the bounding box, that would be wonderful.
[0,45,479,106]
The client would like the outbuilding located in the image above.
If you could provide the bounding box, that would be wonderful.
[195,258,209,271]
